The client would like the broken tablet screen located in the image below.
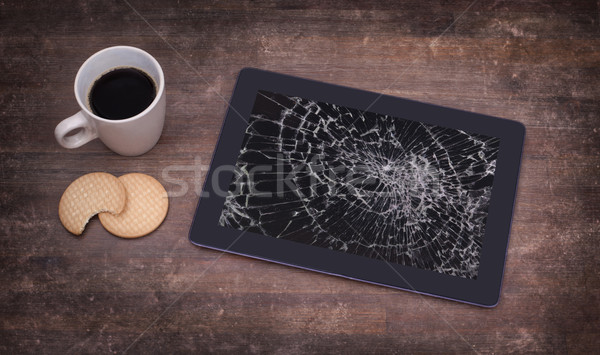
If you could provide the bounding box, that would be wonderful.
[219,90,500,279]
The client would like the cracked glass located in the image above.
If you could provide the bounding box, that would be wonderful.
[219,90,500,279]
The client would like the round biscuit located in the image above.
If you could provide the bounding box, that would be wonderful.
[98,173,168,238]
[59,172,127,235]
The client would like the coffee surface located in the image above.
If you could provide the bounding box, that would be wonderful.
[89,67,156,120]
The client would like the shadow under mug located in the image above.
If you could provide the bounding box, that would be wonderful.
[55,46,166,156]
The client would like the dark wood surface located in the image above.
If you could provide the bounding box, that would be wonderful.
[1,0,599,353]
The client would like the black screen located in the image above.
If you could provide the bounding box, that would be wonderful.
[219,90,500,279]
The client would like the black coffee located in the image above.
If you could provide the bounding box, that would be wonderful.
[89,67,156,120]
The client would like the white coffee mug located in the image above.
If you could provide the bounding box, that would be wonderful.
[55,46,166,156]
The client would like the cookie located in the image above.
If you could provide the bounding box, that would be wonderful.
[98,173,169,238]
[59,172,127,235]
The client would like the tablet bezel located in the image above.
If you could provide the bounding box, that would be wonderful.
[189,68,525,307]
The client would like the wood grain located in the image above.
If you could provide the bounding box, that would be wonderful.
[1,0,599,353]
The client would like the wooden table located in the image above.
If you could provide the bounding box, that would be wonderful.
[2,0,599,353]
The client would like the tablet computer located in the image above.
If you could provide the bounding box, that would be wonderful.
[189,68,525,307]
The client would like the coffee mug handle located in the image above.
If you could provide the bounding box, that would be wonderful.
[54,111,99,149]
